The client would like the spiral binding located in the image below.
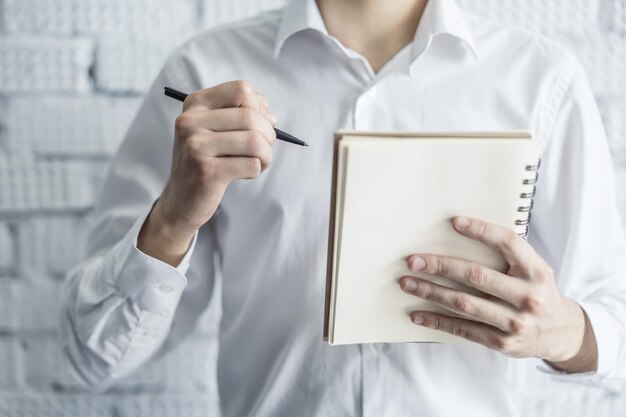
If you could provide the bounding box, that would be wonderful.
[516,158,541,238]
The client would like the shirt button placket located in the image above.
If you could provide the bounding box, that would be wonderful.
[354,86,378,131]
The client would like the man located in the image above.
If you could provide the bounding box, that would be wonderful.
[61,0,626,415]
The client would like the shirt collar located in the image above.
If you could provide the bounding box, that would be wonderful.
[273,0,478,61]
[273,0,327,59]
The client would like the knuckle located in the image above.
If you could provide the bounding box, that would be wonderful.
[452,323,467,338]
[453,294,473,314]
[477,221,488,238]
[184,134,204,157]
[183,92,200,109]
[246,158,262,177]
[175,112,195,133]
[502,230,519,252]
[239,107,258,127]
[508,317,526,335]
[233,90,249,106]
[494,336,512,353]
[433,257,448,276]
[245,131,265,155]
[521,293,542,313]
[535,265,554,283]
[415,282,434,300]
[233,79,252,94]
[429,316,441,330]
[466,266,487,287]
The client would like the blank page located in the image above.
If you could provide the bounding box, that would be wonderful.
[328,135,539,345]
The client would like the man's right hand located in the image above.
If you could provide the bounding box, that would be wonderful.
[138,80,278,266]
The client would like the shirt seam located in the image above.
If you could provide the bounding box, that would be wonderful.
[540,53,577,146]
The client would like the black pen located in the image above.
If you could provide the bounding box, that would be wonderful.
[164,86,308,147]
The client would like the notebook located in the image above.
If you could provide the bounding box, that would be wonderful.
[324,131,540,345]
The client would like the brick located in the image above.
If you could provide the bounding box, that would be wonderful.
[115,395,219,417]
[23,335,78,390]
[0,393,113,417]
[0,0,194,35]
[0,338,25,389]
[0,222,14,271]
[455,0,599,35]
[200,0,286,29]
[94,34,191,93]
[0,0,74,34]
[0,278,18,329]
[0,279,62,331]
[73,0,196,34]
[17,217,88,277]
[24,333,218,395]
[0,37,93,93]
[559,33,626,96]
[0,157,93,213]
[18,280,64,331]
[0,97,141,157]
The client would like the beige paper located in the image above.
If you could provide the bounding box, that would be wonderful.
[325,132,539,345]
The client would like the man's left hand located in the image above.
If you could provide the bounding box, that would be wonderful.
[399,216,597,372]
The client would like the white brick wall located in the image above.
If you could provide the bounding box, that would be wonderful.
[94,34,193,92]
[0,37,93,93]
[1,0,625,416]
[0,222,13,271]
[0,97,141,157]
[0,158,93,212]
[455,0,600,35]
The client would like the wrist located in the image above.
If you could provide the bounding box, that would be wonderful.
[137,199,196,267]
[545,300,598,373]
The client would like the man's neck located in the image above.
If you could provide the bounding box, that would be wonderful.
[316,0,429,73]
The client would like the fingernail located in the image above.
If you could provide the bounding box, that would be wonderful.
[402,278,418,292]
[410,256,426,271]
[268,112,278,126]
[454,216,470,230]
[412,314,425,325]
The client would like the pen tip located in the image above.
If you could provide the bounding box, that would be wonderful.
[304,142,309,147]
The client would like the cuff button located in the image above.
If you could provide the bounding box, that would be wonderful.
[158,284,174,293]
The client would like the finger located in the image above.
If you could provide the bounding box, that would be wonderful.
[400,276,517,332]
[406,254,528,309]
[213,156,263,182]
[186,131,272,171]
[179,108,276,146]
[255,92,277,126]
[184,80,277,126]
[410,311,515,355]
[184,80,254,110]
[451,216,537,276]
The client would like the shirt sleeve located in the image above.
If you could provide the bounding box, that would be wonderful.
[529,52,626,382]
[59,46,212,390]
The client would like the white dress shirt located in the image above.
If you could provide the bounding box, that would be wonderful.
[61,0,626,416]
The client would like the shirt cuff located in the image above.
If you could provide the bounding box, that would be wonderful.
[536,301,621,382]
[110,206,198,313]
[132,212,198,276]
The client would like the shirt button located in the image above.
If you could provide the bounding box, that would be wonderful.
[158,284,173,293]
